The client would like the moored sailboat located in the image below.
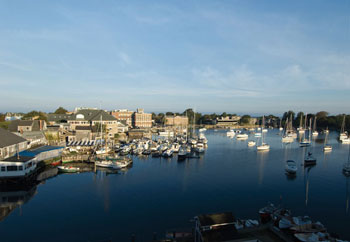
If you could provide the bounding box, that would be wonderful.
[257,116,270,151]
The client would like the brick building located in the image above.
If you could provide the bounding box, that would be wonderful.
[132,109,152,128]
[165,115,188,126]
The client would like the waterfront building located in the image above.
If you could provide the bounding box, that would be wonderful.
[4,113,23,121]
[75,126,99,141]
[0,128,28,160]
[216,116,241,126]
[18,131,47,148]
[110,109,133,127]
[132,108,152,128]
[9,120,47,133]
[165,115,189,126]
[0,155,37,181]
[48,108,120,130]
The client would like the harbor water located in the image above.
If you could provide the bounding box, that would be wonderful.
[1,129,349,241]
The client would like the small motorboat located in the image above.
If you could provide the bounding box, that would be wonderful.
[254,132,262,137]
[343,163,350,176]
[236,133,249,139]
[57,166,80,173]
[304,152,316,166]
[323,145,332,152]
[285,160,297,174]
[248,141,256,147]
[299,140,311,147]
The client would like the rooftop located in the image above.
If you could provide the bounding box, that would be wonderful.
[0,128,27,148]
[2,155,34,163]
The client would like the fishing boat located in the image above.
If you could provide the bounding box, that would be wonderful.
[57,166,80,173]
[248,141,256,147]
[95,157,132,169]
[285,160,297,174]
[304,152,316,166]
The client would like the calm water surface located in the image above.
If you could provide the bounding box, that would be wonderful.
[1,129,350,241]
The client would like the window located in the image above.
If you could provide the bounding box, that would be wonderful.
[7,166,18,171]
[1,167,5,172]
[26,162,33,169]
[18,166,23,171]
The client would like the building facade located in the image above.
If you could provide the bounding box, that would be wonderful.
[110,109,133,127]
[216,116,241,126]
[0,128,28,160]
[165,115,189,126]
[132,109,152,128]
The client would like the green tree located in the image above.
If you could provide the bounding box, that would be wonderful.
[0,113,5,122]
[22,111,48,122]
[54,107,68,114]
[240,115,251,124]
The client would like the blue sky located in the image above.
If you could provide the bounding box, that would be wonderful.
[0,0,349,115]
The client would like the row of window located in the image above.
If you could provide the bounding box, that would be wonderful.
[1,165,23,172]
[0,162,33,172]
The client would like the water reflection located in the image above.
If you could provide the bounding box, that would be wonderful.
[304,165,314,208]
[346,177,349,214]
[0,184,37,221]
[257,150,269,185]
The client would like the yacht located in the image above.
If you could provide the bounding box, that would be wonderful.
[257,143,270,151]
[257,116,270,151]
[323,131,332,152]
[282,136,294,143]
[339,115,348,141]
